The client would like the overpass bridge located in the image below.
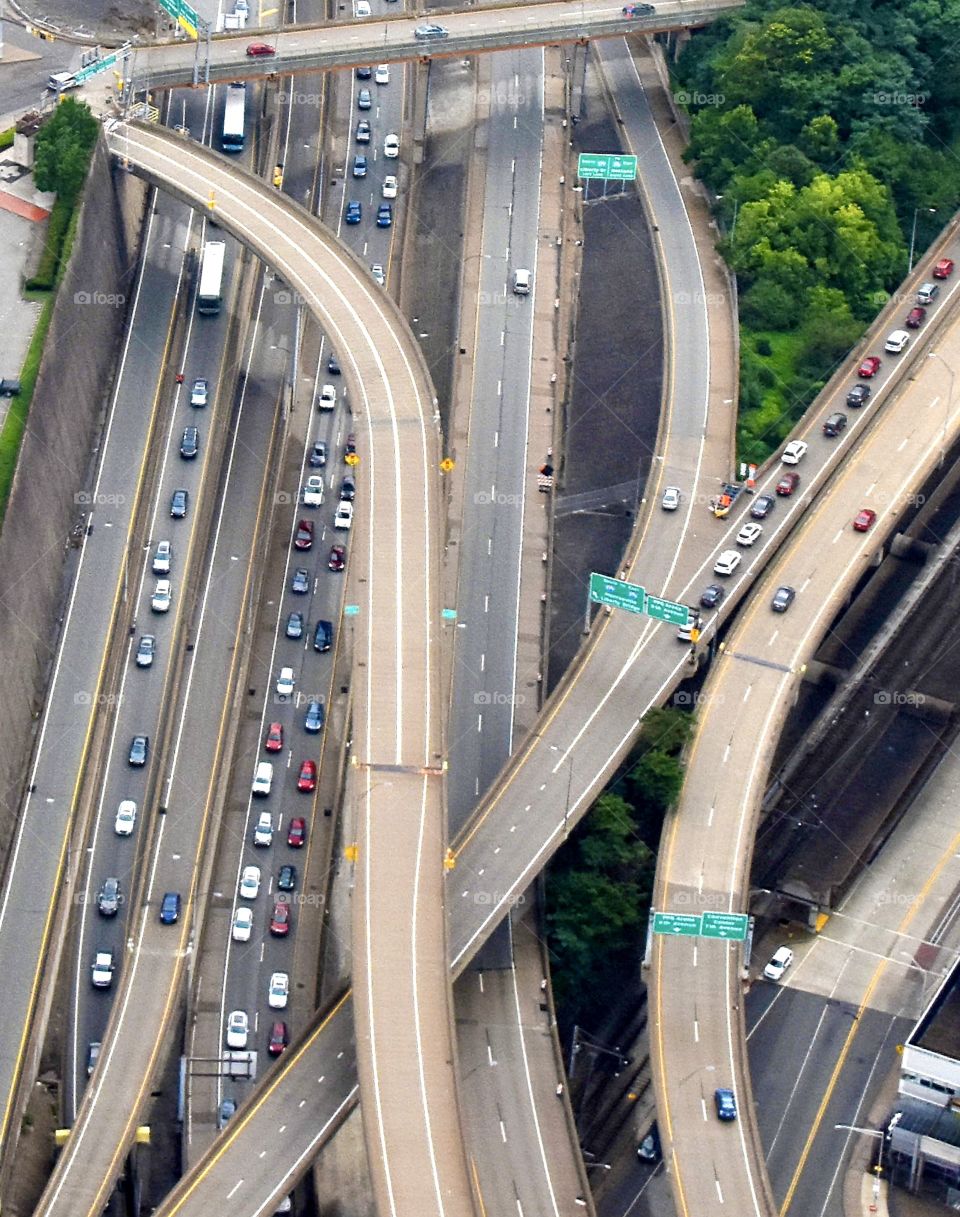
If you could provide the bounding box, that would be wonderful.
[128,0,744,89]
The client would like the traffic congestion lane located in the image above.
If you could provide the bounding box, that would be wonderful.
[652,315,960,1217]
[131,0,745,88]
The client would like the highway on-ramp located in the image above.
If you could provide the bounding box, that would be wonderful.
[32,119,448,1217]
[130,0,743,90]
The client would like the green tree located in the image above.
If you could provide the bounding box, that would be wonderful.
[34,98,98,202]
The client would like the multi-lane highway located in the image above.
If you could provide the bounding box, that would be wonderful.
[650,251,960,1217]
[129,0,742,89]
[31,119,443,1217]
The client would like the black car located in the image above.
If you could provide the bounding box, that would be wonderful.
[159,891,181,924]
[846,384,871,408]
[327,353,341,375]
[771,585,795,613]
[822,411,847,437]
[128,734,149,766]
[340,475,356,502]
[286,611,304,640]
[277,864,297,892]
[700,584,725,609]
[180,426,199,459]
[355,64,372,79]
[170,488,189,518]
[313,619,333,652]
[750,494,774,520]
[291,566,310,594]
[309,439,327,468]
[98,877,121,917]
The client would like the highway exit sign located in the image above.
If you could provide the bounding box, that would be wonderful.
[73,48,125,85]
[652,912,701,937]
[578,153,638,182]
[646,595,690,628]
[589,572,646,614]
[700,911,749,941]
[157,0,200,37]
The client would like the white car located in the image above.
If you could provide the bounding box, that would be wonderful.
[334,501,354,530]
[713,549,741,576]
[384,133,399,159]
[276,666,295,698]
[239,865,261,900]
[781,440,808,465]
[152,540,171,574]
[736,521,762,547]
[884,329,910,354]
[226,1009,249,1049]
[91,951,114,989]
[763,946,794,981]
[375,63,389,84]
[151,578,171,613]
[317,383,337,411]
[303,475,324,507]
[661,485,681,511]
[371,264,385,286]
[232,907,253,942]
[354,0,371,13]
[190,378,208,407]
[382,175,398,199]
[114,799,137,836]
[268,971,290,1009]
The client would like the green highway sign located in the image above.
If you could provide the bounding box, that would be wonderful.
[646,595,690,628]
[578,153,638,182]
[652,912,701,937]
[157,0,200,36]
[73,50,122,85]
[700,911,749,941]
[589,572,646,614]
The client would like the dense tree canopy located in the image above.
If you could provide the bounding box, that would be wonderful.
[34,98,98,203]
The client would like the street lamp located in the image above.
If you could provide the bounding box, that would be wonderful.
[908,207,938,274]
[549,744,574,841]
[928,349,955,463]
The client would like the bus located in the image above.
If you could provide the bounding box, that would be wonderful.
[197,241,226,315]
[221,83,246,153]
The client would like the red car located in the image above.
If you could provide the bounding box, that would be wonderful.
[287,816,307,847]
[267,1020,288,1056]
[270,900,291,937]
[264,722,284,753]
[933,258,955,279]
[858,355,881,378]
[905,306,927,328]
[344,433,357,462]
[776,472,799,496]
[296,761,316,793]
[293,519,314,550]
[853,508,877,532]
[246,42,276,56]
[328,544,346,572]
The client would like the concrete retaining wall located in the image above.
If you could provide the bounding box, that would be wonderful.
[0,137,146,853]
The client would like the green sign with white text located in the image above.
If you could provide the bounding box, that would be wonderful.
[589,572,646,614]
[700,912,749,941]
[578,153,638,182]
[652,912,701,937]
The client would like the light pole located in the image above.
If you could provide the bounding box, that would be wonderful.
[908,207,937,274]
[928,349,955,463]
[549,744,574,841]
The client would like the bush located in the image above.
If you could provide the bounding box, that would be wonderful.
[24,196,72,291]
[0,128,13,152]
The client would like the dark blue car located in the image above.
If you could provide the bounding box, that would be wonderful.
[159,892,181,924]
[304,698,325,733]
[376,203,392,228]
[345,200,362,224]
[714,1088,737,1121]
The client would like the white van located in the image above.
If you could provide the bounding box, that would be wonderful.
[512,268,531,295]
[253,810,274,846]
[252,761,273,797]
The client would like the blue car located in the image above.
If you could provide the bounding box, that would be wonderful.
[376,203,393,228]
[353,155,367,178]
[304,698,325,733]
[345,200,362,224]
[714,1088,737,1121]
[159,892,181,924]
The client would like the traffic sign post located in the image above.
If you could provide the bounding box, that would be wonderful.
[652,912,701,937]
[700,912,749,941]
[645,595,690,628]
[589,572,646,615]
[157,0,200,37]
[72,47,125,85]
[577,153,638,181]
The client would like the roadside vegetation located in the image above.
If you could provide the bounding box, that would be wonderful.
[0,99,97,522]
[545,708,693,1034]
[673,0,960,464]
